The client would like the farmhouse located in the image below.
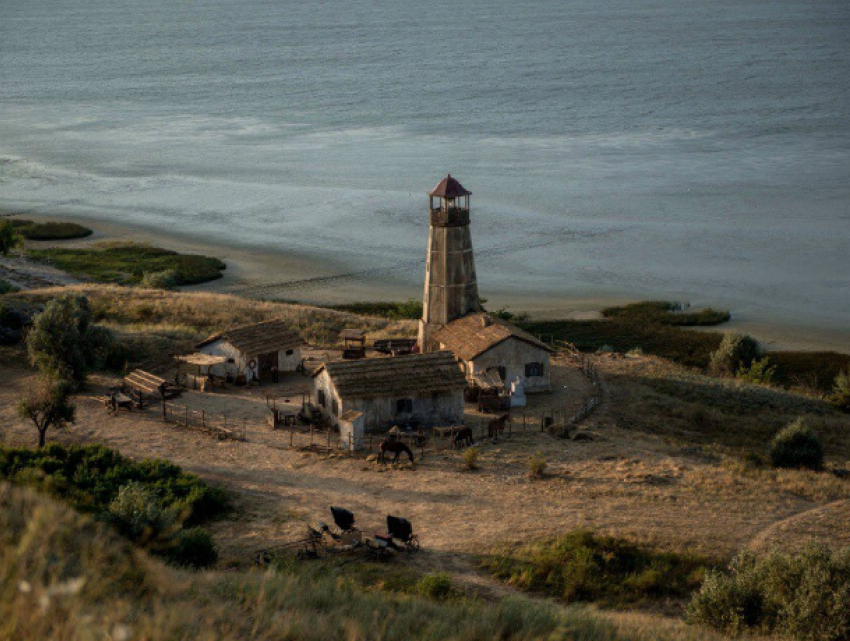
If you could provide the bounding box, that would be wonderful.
[196,319,302,382]
[433,312,554,393]
[312,351,466,431]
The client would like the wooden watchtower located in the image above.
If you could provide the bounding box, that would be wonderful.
[418,174,480,353]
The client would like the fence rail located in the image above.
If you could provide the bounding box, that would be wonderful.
[162,402,246,441]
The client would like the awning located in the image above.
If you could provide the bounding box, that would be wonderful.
[176,353,228,367]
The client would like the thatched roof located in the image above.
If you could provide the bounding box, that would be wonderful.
[432,312,554,362]
[429,173,471,198]
[197,319,302,355]
[315,352,465,399]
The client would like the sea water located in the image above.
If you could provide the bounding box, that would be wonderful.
[1,0,848,334]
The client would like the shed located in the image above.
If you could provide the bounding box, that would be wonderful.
[432,312,554,393]
[196,319,303,382]
[312,351,466,431]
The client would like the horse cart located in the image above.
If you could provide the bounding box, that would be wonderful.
[255,507,419,566]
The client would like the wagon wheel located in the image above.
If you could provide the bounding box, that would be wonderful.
[407,535,420,553]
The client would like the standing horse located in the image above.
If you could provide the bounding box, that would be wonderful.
[378,440,414,463]
[487,413,511,440]
[450,426,474,449]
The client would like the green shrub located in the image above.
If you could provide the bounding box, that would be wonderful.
[483,530,708,606]
[831,370,850,412]
[461,446,480,470]
[416,573,455,601]
[688,546,850,641]
[709,332,762,377]
[161,527,218,569]
[0,220,21,255]
[0,444,229,524]
[108,481,177,544]
[0,278,19,295]
[140,268,179,290]
[769,419,824,471]
[737,357,777,385]
[528,453,547,477]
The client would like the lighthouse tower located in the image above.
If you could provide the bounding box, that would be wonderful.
[418,174,480,353]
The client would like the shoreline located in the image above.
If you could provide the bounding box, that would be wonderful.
[3,209,849,354]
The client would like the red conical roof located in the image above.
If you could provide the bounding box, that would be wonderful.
[429,174,471,198]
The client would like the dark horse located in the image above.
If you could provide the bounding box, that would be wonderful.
[379,440,414,463]
[450,426,474,449]
[487,413,511,440]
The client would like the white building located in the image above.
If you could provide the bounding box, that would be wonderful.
[312,351,466,431]
[432,312,554,393]
[196,319,303,383]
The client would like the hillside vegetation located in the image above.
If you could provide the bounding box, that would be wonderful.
[1,481,702,641]
[12,219,93,240]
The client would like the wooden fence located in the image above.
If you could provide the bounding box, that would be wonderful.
[162,401,246,441]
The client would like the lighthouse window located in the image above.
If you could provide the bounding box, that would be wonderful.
[318,389,326,408]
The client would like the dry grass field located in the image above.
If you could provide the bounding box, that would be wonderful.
[2,285,849,639]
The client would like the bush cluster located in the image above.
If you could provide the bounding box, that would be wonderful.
[0,444,227,567]
[461,446,480,470]
[769,419,824,471]
[140,268,179,290]
[416,573,455,601]
[688,546,850,641]
[483,530,707,606]
[708,332,762,377]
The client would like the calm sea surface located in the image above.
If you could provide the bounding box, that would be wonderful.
[1,0,849,333]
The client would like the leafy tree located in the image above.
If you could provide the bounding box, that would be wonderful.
[708,332,762,376]
[26,293,112,388]
[17,376,75,447]
[0,220,21,255]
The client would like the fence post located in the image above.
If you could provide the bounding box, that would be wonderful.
[162,401,167,422]
[310,425,314,446]
[327,427,331,451]
[185,406,189,428]
[202,410,205,428]
[290,422,294,447]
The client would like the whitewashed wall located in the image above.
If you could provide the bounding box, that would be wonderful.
[198,340,302,381]
[462,338,552,393]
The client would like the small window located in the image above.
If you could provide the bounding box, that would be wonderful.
[525,362,544,377]
[331,399,339,415]
[227,358,235,364]
[497,365,506,380]
[318,389,326,408]
[395,398,413,414]
[285,349,294,356]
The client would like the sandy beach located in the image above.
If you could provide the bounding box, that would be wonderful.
[3,209,848,353]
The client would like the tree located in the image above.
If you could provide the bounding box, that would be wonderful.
[0,220,21,255]
[17,376,75,447]
[831,370,850,413]
[708,332,762,377]
[26,293,112,388]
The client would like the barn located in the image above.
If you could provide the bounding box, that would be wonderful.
[196,319,303,383]
[312,351,466,431]
[432,312,554,393]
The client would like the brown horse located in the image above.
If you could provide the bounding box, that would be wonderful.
[378,440,414,463]
[450,426,474,449]
[487,413,511,440]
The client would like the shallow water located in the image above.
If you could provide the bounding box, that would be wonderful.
[1,0,849,334]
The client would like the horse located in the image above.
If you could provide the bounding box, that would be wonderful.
[487,413,511,440]
[450,426,474,449]
[378,439,414,464]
